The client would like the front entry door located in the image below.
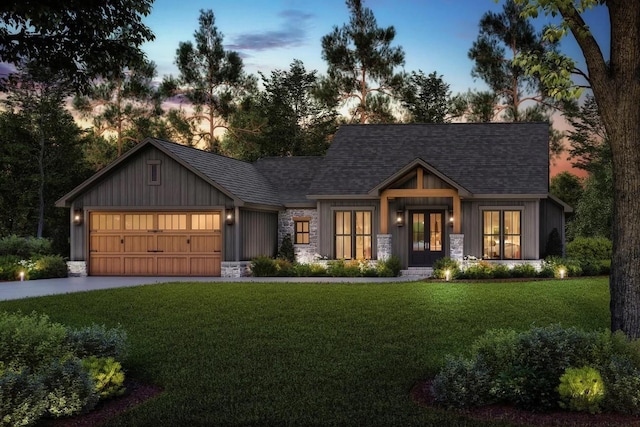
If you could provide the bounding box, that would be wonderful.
[409,211,445,266]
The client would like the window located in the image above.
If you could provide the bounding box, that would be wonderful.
[335,210,372,260]
[482,210,521,260]
[294,218,310,244]
[147,160,161,185]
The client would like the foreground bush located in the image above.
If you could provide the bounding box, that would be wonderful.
[0,235,52,258]
[432,325,640,414]
[250,256,401,278]
[0,311,128,426]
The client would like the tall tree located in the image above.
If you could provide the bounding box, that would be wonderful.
[469,0,561,122]
[73,59,165,157]
[0,64,90,252]
[0,0,154,91]
[550,171,583,209]
[514,0,640,338]
[223,60,337,161]
[320,0,405,124]
[401,71,454,123]
[165,9,248,153]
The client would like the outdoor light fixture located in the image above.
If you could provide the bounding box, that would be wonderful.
[73,209,83,225]
[225,211,234,226]
[19,271,25,281]
[559,268,566,279]
[396,210,404,227]
[445,269,451,282]
[449,210,454,226]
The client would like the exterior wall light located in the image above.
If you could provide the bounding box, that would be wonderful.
[225,211,234,226]
[396,210,404,227]
[449,210,454,226]
[73,209,83,225]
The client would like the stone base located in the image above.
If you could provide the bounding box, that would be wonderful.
[221,261,252,278]
[377,234,392,261]
[67,261,87,277]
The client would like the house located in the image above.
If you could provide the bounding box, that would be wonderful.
[56,123,571,277]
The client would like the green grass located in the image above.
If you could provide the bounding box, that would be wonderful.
[0,278,610,426]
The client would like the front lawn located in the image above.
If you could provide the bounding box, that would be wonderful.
[0,278,610,426]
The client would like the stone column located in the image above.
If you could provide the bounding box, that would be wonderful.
[449,234,464,261]
[377,234,392,261]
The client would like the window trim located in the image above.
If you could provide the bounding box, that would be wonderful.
[147,160,161,186]
[294,217,310,245]
[333,208,374,260]
[481,208,522,260]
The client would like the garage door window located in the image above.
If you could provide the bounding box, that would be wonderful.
[125,214,153,230]
[158,214,187,230]
[192,214,220,230]
[92,214,121,231]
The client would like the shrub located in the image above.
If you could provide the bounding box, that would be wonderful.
[0,370,47,427]
[544,228,564,258]
[308,263,328,277]
[42,358,99,418]
[431,356,493,408]
[250,256,278,277]
[432,257,460,280]
[327,259,362,277]
[510,264,538,278]
[0,255,22,281]
[28,255,68,280]
[0,235,52,258]
[602,356,640,415]
[492,264,512,279]
[274,258,294,276]
[81,356,126,399]
[459,261,494,279]
[0,311,68,372]
[558,366,605,414]
[383,255,402,277]
[277,234,295,263]
[566,237,612,262]
[65,324,128,360]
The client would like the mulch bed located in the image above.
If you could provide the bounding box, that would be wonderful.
[411,379,640,427]
[39,379,163,427]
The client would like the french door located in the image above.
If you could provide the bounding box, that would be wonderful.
[409,210,445,267]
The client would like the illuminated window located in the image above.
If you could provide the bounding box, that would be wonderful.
[335,210,372,260]
[482,210,521,260]
[294,219,310,244]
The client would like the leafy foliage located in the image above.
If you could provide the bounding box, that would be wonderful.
[0,0,154,91]
[544,228,564,258]
[558,366,605,414]
[566,237,612,264]
[65,324,128,360]
[42,358,99,418]
[0,370,47,427]
[81,356,126,399]
[432,257,460,280]
[401,71,454,123]
[0,236,52,258]
[277,234,296,264]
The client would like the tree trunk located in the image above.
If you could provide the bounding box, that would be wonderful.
[595,1,640,338]
[37,130,45,238]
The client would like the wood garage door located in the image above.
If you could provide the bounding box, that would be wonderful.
[89,212,222,276]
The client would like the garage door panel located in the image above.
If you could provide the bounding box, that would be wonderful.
[90,235,122,253]
[190,234,221,253]
[90,257,122,275]
[190,256,221,276]
[157,257,189,275]
[124,235,155,253]
[157,235,189,253]
[124,257,155,275]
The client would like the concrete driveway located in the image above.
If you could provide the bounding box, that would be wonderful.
[0,275,422,301]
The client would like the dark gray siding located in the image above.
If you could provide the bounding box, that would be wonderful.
[241,210,278,260]
[462,199,540,259]
[539,198,566,257]
[317,199,379,258]
[75,146,232,208]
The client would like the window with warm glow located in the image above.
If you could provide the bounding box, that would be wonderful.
[335,210,372,259]
[482,210,521,260]
[294,220,310,244]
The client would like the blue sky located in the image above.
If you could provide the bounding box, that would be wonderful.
[142,0,610,96]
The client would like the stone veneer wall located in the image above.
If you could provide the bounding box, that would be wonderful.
[376,234,392,261]
[67,261,87,277]
[221,261,251,278]
[278,208,319,264]
[449,234,464,261]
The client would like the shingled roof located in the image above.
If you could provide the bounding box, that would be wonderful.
[307,123,550,197]
[254,156,322,206]
[150,139,282,207]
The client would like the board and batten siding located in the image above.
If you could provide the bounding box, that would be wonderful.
[69,146,232,262]
[240,210,278,260]
[317,199,379,258]
[462,199,540,260]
